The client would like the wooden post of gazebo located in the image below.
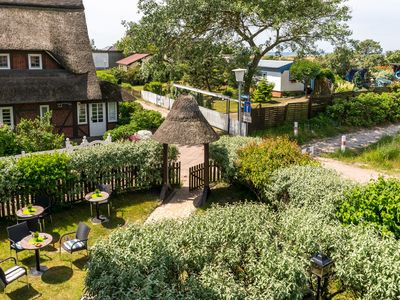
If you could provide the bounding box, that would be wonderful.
[152,95,219,204]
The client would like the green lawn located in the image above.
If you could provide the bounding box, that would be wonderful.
[327,134,400,173]
[211,99,293,114]
[0,191,160,300]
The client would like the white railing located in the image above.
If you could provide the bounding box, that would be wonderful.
[141,90,247,136]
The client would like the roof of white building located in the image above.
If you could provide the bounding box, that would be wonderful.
[258,60,294,69]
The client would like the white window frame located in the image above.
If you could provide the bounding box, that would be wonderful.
[39,105,50,118]
[0,54,10,70]
[28,53,43,70]
[77,103,88,125]
[107,102,118,122]
[0,106,14,128]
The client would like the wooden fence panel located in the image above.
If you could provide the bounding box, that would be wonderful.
[189,161,222,192]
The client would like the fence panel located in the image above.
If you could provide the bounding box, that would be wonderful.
[189,161,222,192]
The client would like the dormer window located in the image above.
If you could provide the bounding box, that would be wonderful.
[28,54,42,70]
[0,54,10,69]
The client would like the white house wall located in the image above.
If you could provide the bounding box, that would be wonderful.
[281,70,304,92]
[265,71,282,91]
[93,53,109,69]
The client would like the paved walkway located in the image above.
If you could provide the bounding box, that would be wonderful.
[139,101,205,223]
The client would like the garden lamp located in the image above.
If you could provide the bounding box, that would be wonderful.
[310,253,334,299]
[232,68,247,136]
[232,68,246,83]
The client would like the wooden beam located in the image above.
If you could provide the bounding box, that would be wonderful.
[160,143,172,201]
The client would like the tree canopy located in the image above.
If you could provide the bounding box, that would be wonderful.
[290,60,322,96]
[119,0,351,92]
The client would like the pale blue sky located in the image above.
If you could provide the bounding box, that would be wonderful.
[83,0,399,52]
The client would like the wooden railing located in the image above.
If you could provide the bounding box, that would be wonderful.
[189,161,221,192]
[0,162,181,219]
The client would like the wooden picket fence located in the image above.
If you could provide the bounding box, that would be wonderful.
[0,161,181,219]
[189,161,222,192]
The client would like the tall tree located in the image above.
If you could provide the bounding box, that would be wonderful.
[121,0,351,93]
[290,59,321,97]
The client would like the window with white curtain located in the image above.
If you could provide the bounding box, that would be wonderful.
[108,102,117,122]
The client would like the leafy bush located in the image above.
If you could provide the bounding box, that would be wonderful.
[265,165,352,216]
[389,81,400,92]
[316,68,336,83]
[338,177,400,238]
[327,92,400,127]
[210,136,260,182]
[252,79,274,103]
[105,110,164,140]
[118,101,143,125]
[0,124,20,156]
[96,69,118,84]
[237,137,316,195]
[86,203,400,300]
[334,81,354,92]
[144,81,164,95]
[222,86,236,98]
[16,112,64,153]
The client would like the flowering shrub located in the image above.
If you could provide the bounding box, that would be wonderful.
[210,135,260,182]
[338,177,400,238]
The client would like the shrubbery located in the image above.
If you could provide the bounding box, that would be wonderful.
[252,79,274,103]
[144,81,165,95]
[0,124,20,156]
[118,101,143,125]
[338,177,400,238]
[328,92,400,127]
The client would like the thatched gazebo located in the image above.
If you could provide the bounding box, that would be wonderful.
[153,95,219,204]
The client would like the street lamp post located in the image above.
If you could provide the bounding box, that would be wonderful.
[232,69,247,136]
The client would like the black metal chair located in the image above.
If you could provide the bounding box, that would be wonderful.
[33,194,53,231]
[0,257,28,294]
[59,222,91,267]
[90,184,112,217]
[6,222,30,262]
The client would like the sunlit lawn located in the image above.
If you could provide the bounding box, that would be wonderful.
[0,190,160,300]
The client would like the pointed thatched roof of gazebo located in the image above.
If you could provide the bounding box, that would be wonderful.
[153,95,219,145]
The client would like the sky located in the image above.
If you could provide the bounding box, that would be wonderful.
[83,0,399,52]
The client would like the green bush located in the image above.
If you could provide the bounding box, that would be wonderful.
[144,81,164,95]
[338,177,400,238]
[105,110,164,141]
[327,92,400,127]
[237,137,316,195]
[96,69,118,84]
[265,165,353,217]
[86,203,400,299]
[222,86,236,98]
[0,124,20,156]
[16,112,64,153]
[252,79,274,103]
[210,136,260,182]
[118,101,143,125]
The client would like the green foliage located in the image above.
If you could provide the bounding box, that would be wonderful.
[143,81,164,95]
[327,92,400,126]
[389,81,400,92]
[105,110,164,141]
[96,69,118,84]
[387,50,400,64]
[338,177,400,238]
[334,81,355,92]
[252,80,274,103]
[290,60,321,94]
[222,86,236,98]
[316,68,336,83]
[16,153,71,197]
[0,124,20,156]
[210,136,260,182]
[118,101,143,125]
[237,137,316,195]
[16,112,64,153]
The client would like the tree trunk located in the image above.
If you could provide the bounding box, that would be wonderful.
[244,54,263,94]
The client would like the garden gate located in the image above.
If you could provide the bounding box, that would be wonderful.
[189,161,222,192]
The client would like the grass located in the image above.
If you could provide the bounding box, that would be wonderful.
[251,115,355,145]
[211,98,301,114]
[0,190,160,300]
[327,134,400,173]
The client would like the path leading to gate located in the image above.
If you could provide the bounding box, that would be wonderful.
[140,101,205,223]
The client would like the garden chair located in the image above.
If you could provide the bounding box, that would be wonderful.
[60,222,91,267]
[6,222,30,263]
[17,216,42,232]
[34,194,53,231]
[0,257,28,294]
[90,184,113,217]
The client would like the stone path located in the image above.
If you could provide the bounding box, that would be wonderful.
[139,101,205,223]
[303,123,400,155]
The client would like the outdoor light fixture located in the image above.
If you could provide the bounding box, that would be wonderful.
[232,68,247,136]
[310,253,334,299]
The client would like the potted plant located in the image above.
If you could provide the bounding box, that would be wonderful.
[27,203,33,212]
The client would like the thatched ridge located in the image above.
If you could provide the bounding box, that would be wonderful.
[0,0,101,101]
[153,95,219,145]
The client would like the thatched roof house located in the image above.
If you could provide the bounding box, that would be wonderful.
[0,0,124,138]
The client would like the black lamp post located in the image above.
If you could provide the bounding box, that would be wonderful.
[310,253,334,299]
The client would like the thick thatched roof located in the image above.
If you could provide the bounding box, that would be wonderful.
[0,0,101,100]
[153,95,219,145]
[100,81,134,102]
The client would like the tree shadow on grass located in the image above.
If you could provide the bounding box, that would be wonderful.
[41,266,73,284]
[101,215,126,229]
[5,284,40,300]
[72,256,89,270]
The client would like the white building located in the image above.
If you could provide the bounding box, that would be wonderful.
[258,60,304,97]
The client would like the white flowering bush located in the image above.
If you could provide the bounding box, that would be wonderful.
[86,203,400,299]
[210,136,260,181]
[264,165,353,217]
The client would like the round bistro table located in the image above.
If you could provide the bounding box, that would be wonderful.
[16,205,44,220]
[85,192,110,225]
[20,233,53,276]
